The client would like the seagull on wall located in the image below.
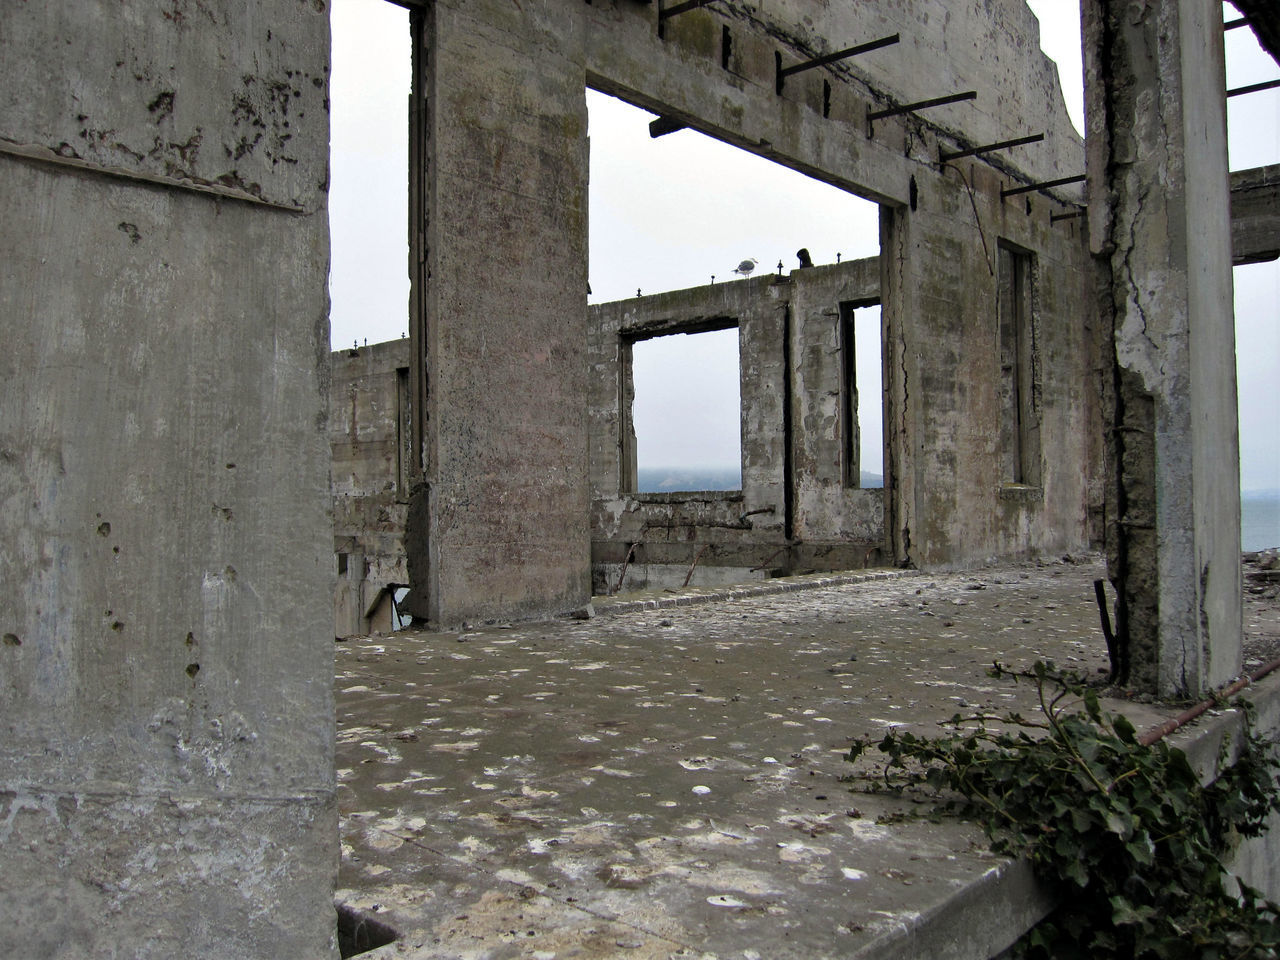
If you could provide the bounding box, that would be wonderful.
[733,258,758,277]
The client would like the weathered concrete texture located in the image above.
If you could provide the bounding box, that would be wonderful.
[334,559,1280,958]
[1231,164,1280,266]
[333,339,413,637]
[1084,0,1242,695]
[588,269,887,593]
[0,1,328,211]
[2,792,335,960]
[584,1,1082,206]
[580,0,1098,576]
[398,0,1093,625]
[590,221,1097,592]
[404,0,592,629]
[0,2,337,955]
[888,162,1098,570]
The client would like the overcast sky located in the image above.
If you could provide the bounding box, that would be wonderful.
[329,0,1278,491]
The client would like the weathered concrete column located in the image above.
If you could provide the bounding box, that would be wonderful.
[0,3,337,955]
[404,1,592,627]
[1084,0,1242,695]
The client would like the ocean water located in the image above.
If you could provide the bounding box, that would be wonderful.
[1242,491,1280,552]
[634,473,1279,550]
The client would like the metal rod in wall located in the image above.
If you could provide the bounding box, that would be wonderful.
[1227,78,1280,98]
[1001,173,1086,199]
[939,132,1044,164]
[867,90,976,124]
[659,0,717,21]
[649,116,688,138]
[776,34,899,93]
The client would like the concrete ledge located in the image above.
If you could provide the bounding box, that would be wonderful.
[594,568,917,615]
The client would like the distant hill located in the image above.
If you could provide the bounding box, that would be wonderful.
[637,467,740,492]
[636,467,883,493]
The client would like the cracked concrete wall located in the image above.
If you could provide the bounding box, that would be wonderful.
[332,339,412,638]
[579,1,1096,581]
[0,1,337,956]
[789,258,885,546]
[1084,0,1241,696]
[898,159,1098,569]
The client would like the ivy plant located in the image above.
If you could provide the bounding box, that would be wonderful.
[844,661,1280,959]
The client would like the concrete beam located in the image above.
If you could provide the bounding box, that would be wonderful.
[1231,164,1280,265]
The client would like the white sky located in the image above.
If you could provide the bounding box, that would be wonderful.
[328,0,1279,491]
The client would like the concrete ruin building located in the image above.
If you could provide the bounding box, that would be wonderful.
[3,0,1276,955]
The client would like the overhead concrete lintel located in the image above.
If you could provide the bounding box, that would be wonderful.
[1231,164,1280,265]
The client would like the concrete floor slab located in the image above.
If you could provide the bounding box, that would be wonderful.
[334,557,1270,959]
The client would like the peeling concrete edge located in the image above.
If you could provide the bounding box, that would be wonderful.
[591,568,919,616]
[849,857,1056,960]
[0,136,309,213]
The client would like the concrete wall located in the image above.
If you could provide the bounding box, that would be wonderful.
[402,1,592,629]
[0,2,337,955]
[589,232,1098,594]
[398,0,1096,624]
[332,339,412,637]
[582,1,1098,581]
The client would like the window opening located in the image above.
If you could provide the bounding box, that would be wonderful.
[997,242,1041,486]
[588,88,883,499]
[1234,261,1280,551]
[839,301,883,488]
[395,366,411,496]
[628,326,741,493]
[587,89,880,302]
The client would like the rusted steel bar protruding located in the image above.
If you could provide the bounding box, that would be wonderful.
[657,0,717,36]
[750,546,788,573]
[866,90,977,133]
[614,542,641,595]
[1227,78,1280,98]
[1000,174,1086,199]
[649,116,688,138]
[1137,655,1280,747]
[939,132,1044,164]
[683,545,711,588]
[1223,17,1249,30]
[659,0,716,21]
[1094,579,1122,684]
[1051,210,1084,223]
[776,34,900,94]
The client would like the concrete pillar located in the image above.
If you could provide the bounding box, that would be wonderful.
[0,2,337,955]
[404,0,592,627]
[1083,0,1242,695]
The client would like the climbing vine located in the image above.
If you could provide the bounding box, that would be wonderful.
[844,662,1280,959]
